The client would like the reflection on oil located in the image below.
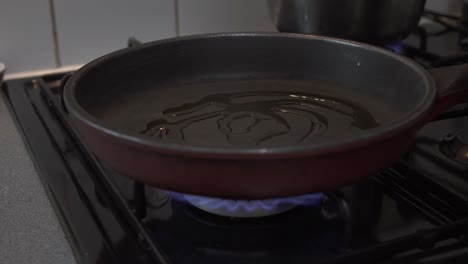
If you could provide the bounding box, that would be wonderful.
[140,90,378,147]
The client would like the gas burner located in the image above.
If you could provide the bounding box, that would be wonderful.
[440,129,468,164]
[182,193,324,218]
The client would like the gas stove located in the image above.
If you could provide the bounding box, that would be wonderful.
[3,16,468,264]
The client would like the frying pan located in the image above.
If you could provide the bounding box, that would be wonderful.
[63,33,468,199]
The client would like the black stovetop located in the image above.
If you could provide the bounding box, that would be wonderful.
[3,16,468,264]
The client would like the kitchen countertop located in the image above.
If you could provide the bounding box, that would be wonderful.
[0,93,76,263]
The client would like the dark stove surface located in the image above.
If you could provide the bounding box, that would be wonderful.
[110,167,431,264]
[4,16,468,264]
[410,115,468,199]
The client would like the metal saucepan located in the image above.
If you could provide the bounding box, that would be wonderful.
[63,33,468,199]
[267,0,426,43]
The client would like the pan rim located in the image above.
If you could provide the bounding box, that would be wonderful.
[64,32,435,159]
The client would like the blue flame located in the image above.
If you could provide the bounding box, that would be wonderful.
[386,42,405,54]
[171,192,324,216]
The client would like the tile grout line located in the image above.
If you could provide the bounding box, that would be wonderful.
[48,0,62,67]
[174,0,180,36]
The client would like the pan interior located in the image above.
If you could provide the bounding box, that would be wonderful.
[72,34,431,151]
[99,79,391,149]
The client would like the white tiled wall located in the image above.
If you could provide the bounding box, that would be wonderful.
[53,0,176,66]
[0,0,461,76]
[177,0,274,35]
[0,0,56,74]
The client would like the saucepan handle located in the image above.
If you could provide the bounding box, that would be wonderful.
[428,64,468,120]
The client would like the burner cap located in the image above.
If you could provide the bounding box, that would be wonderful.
[184,193,323,218]
[440,129,468,164]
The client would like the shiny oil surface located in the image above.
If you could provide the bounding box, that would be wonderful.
[130,80,388,148]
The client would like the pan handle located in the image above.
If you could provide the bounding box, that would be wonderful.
[428,63,468,120]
